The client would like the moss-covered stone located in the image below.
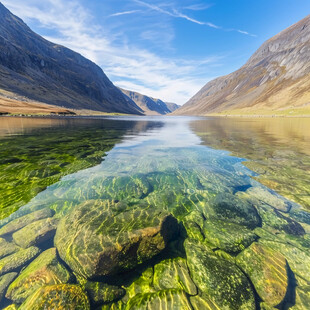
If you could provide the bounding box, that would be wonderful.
[0,246,40,276]
[202,220,257,253]
[190,294,222,310]
[6,248,72,303]
[0,208,54,236]
[2,304,18,310]
[153,257,197,295]
[291,286,310,309]
[182,211,205,242]
[205,193,261,229]
[236,242,288,307]
[77,277,125,306]
[125,289,192,309]
[0,238,19,259]
[260,302,277,310]
[0,273,17,303]
[12,217,58,248]
[259,239,310,284]
[19,284,90,310]
[256,205,305,236]
[55,200,179,278]
[185,239,255,309]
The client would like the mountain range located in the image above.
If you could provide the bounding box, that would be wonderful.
[174,15,310,116]
[0,2,143,115]
[120,88,179,115]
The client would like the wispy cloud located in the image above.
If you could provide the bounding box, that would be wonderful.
[109,10,140,17]
[2,0,219,104]
[184,3,213,11]
[134,0,255,35]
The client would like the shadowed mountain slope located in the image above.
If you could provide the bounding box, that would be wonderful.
[174,15,310,116]
[0,2,143,114]
[120,88,179,115]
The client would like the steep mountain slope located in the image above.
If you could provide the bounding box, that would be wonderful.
[120,88,178,115]
[165,102,180,113]
[174,15,310,116]
[0,3,142,114]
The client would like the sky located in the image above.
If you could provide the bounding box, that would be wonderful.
[2,0,310,104]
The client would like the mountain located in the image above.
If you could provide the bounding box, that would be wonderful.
[120,88,179,115]
[165,102,180,113]
[0,2,142,115]
[174,15,310,116]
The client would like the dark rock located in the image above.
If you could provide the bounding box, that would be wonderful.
[0,273,17,303]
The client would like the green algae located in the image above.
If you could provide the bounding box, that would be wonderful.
[0,118,136,220]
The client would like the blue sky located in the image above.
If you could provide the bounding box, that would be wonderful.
[2,0,310,104]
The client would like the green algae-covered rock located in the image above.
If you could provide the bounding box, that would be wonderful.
[0,238,19,259]
[256,206,305,236]
[0,273,17,303]
[236,242,288,307]
[291,286,310,309]
[12,217,59,248]
[0,208,54,236]
[185,239,255,310]
[19,284,90,310]
[206,193,261,229]
[55,200,179,278]
[259,239,310,284]
[0,246,41,276]
[260,302,277,310]
[6,248,72,303]
[202,220,257,253]
[182,211,205,242]
[125,289,192,309]
[126,267,154,299]
[77,276,125,306]
[153,257,197,295]
[190,294,222,310]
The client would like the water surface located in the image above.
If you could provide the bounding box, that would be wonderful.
[0,116,309,309]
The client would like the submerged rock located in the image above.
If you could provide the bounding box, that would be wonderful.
[246,187,292,212]
[125,289,192,309]
[0,208,54,236]
[12,217,59,248]
[19,284,90,310]
[190,293,222,310]
[202,220,257,253]
[291,285,310,309]
[259,239,310,283]
[0,246,40,276]
[55,200,179,278]
[185,239,255,309]
[206,193,261,229]
[153,257,197,295]
[6,248,72,303]
[256,206,305,236]
[236,242,288,307]
[0,273,17,303]
[0,238,19,259]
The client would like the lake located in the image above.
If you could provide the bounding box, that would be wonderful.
[0,116,309,309]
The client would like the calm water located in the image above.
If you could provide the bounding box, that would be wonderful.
[0,116,309,309]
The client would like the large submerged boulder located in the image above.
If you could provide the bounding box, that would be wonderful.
[55,200,179,278]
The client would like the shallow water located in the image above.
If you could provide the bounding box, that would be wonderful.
[0,116,309,309]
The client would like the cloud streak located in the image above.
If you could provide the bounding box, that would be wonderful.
[109,10,141,17]
[134,0,255,35]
